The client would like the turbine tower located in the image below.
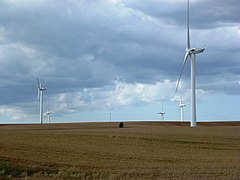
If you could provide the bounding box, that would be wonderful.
[37,78,47,124]
[179,99,186,122]
[176,0,205,127]
[158,105,166,121]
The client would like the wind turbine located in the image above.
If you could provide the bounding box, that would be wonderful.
[44,111,52,124]
[158,104,166,121]
[37,78,47,124]
[175,0,205,127]
[179,99,186,122]
[44,102,52,124]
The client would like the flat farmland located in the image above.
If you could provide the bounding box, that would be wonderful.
[0,122,239,179]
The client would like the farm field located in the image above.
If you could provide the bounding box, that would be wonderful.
[0,121,239,179]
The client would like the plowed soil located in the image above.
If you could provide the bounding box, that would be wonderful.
[0,121,239,179]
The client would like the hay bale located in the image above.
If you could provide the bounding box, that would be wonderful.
[119,122,124,128]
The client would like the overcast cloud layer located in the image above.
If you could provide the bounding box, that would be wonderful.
[0,0,239,122]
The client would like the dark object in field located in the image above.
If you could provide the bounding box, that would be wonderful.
[119,122,124,128]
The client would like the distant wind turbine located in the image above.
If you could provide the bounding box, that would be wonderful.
[44,102,52,124]
[158,104,166,121]
[175,0,205,127]
[179,99,186,122]
[37,78,47,124]
[44,111,52,124]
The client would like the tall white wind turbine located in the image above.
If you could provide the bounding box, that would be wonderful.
[37,78,47,124]
[176,0,205,127]
[179,99,186,122]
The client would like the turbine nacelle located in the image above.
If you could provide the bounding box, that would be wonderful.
[186,47,205,55]
[44,111,52,117]
[39,87,47,91]
[179,104,186,108]
[189,47,205,54]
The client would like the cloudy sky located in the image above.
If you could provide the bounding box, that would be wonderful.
[0,0,239,124]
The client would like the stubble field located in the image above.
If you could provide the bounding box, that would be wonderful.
[0,121,239,179]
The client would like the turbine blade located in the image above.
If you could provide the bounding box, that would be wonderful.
[37,77,40,88]
[44,113,48,119]
[175,52,190,93]
[187,0,190,49]
[37,89,40,101]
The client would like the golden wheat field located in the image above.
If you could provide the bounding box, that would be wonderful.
[0,121,239,179]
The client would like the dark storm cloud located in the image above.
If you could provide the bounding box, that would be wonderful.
[0,0,180,88]
[0,1,125,90]
[123,0,240,29]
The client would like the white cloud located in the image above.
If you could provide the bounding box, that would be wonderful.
[53,80,175,114]
[0,106,26,121]
[107,80,176,106]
